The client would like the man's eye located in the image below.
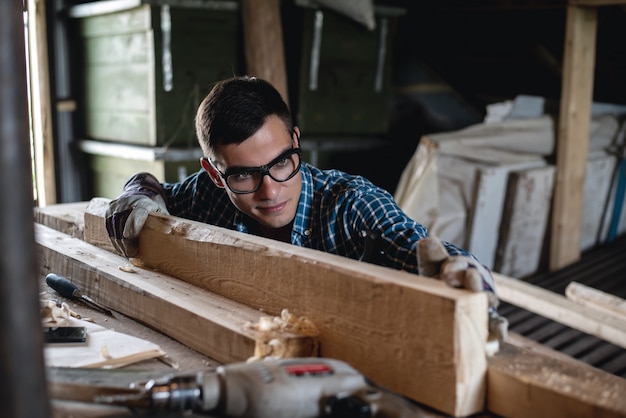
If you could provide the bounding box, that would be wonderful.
[235,171,254,180]
[274,158,289,167]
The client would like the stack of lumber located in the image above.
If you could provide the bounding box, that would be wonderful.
[34,200,626,417]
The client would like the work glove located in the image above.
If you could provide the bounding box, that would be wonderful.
[417,237,508,348]
[105,173,169,258]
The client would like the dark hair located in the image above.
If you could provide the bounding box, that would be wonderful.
[195,76,293,157]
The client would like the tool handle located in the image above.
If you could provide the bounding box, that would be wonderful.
[46,273,81,299]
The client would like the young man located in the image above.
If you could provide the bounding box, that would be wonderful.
[106,76,506,339]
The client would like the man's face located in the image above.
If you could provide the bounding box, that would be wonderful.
[203,115,302,230]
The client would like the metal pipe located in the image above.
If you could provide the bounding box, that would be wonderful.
[0,1,50,417]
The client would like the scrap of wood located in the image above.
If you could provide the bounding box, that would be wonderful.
[35,223,318,365]
[566,281,626,322]
[488,342,626,418]
[493,273,626,349]
[82,198,489,417]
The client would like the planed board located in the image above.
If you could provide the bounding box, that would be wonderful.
[83,198,489,417]
[35,223,317,365]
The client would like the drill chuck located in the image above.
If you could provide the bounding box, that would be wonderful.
[145,371,221,412]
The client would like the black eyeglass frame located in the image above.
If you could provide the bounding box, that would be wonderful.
[209,148,302,194]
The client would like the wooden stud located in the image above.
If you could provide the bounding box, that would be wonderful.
[550,5,598,270]
[240,0,289,105]
[27,0,57,206]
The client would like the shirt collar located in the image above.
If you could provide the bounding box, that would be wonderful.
[292,164,313,242]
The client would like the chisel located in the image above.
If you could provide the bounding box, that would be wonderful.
[46,273,114,316]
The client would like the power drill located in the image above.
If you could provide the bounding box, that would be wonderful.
[98,357,423,417]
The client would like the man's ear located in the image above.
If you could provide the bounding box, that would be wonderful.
[293,127,301,147]
[201,157,225,188]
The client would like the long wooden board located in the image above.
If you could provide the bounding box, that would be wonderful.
[494,273,626,349]
[82,198,489,417]
[35,223,317,365]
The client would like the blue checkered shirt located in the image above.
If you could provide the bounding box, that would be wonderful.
[162,163,470,275]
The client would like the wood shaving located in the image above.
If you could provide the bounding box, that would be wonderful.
[41,299,81,323]
[100,345,112,360]
[244,309,319,362]
[119,264,137,273]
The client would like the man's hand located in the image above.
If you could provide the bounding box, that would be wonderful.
[105,173,169,258]
[417,237,508,347]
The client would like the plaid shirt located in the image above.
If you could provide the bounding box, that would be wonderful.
[162,162,469,275]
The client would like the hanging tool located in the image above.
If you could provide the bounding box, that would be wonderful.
[45,273,114,317]
[94,357,423,417]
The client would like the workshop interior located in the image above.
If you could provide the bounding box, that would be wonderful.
[3,0,626,417]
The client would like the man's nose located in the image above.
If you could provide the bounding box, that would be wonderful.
[256,173,280,199]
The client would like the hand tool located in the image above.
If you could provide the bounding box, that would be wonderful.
[45,273,114,316]
[94,357,424,417]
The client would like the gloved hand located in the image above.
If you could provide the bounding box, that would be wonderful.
[417,237,508,347]
[105,173,169,258]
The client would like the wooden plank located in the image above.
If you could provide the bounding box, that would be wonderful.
[240,0,289,105]
[83,198,489,417]
[35,223,317,365]
[550,5,598,270]
[493,273,626,349]
[488,342,626,418]
[566,281,626,321]
[494,166,555,277]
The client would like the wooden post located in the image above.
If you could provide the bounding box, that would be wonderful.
[240,0,289,105]
[27,0,57,206]
[550,5,597,270]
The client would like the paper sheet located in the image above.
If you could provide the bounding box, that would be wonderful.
[44,318,166,368]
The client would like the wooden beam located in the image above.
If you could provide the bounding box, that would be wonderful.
[83,198,489,417]
[35,223,317,365]
[240,0,289,105]
[488,342,626,418]
[550,5,597,270]
[493,273,626,349]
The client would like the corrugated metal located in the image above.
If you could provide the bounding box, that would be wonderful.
[499,235,626,378]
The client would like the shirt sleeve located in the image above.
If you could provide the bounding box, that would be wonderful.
[341,183,471,275]
[161,169,233,226]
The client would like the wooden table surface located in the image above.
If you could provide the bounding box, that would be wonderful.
[41,273,218,417]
